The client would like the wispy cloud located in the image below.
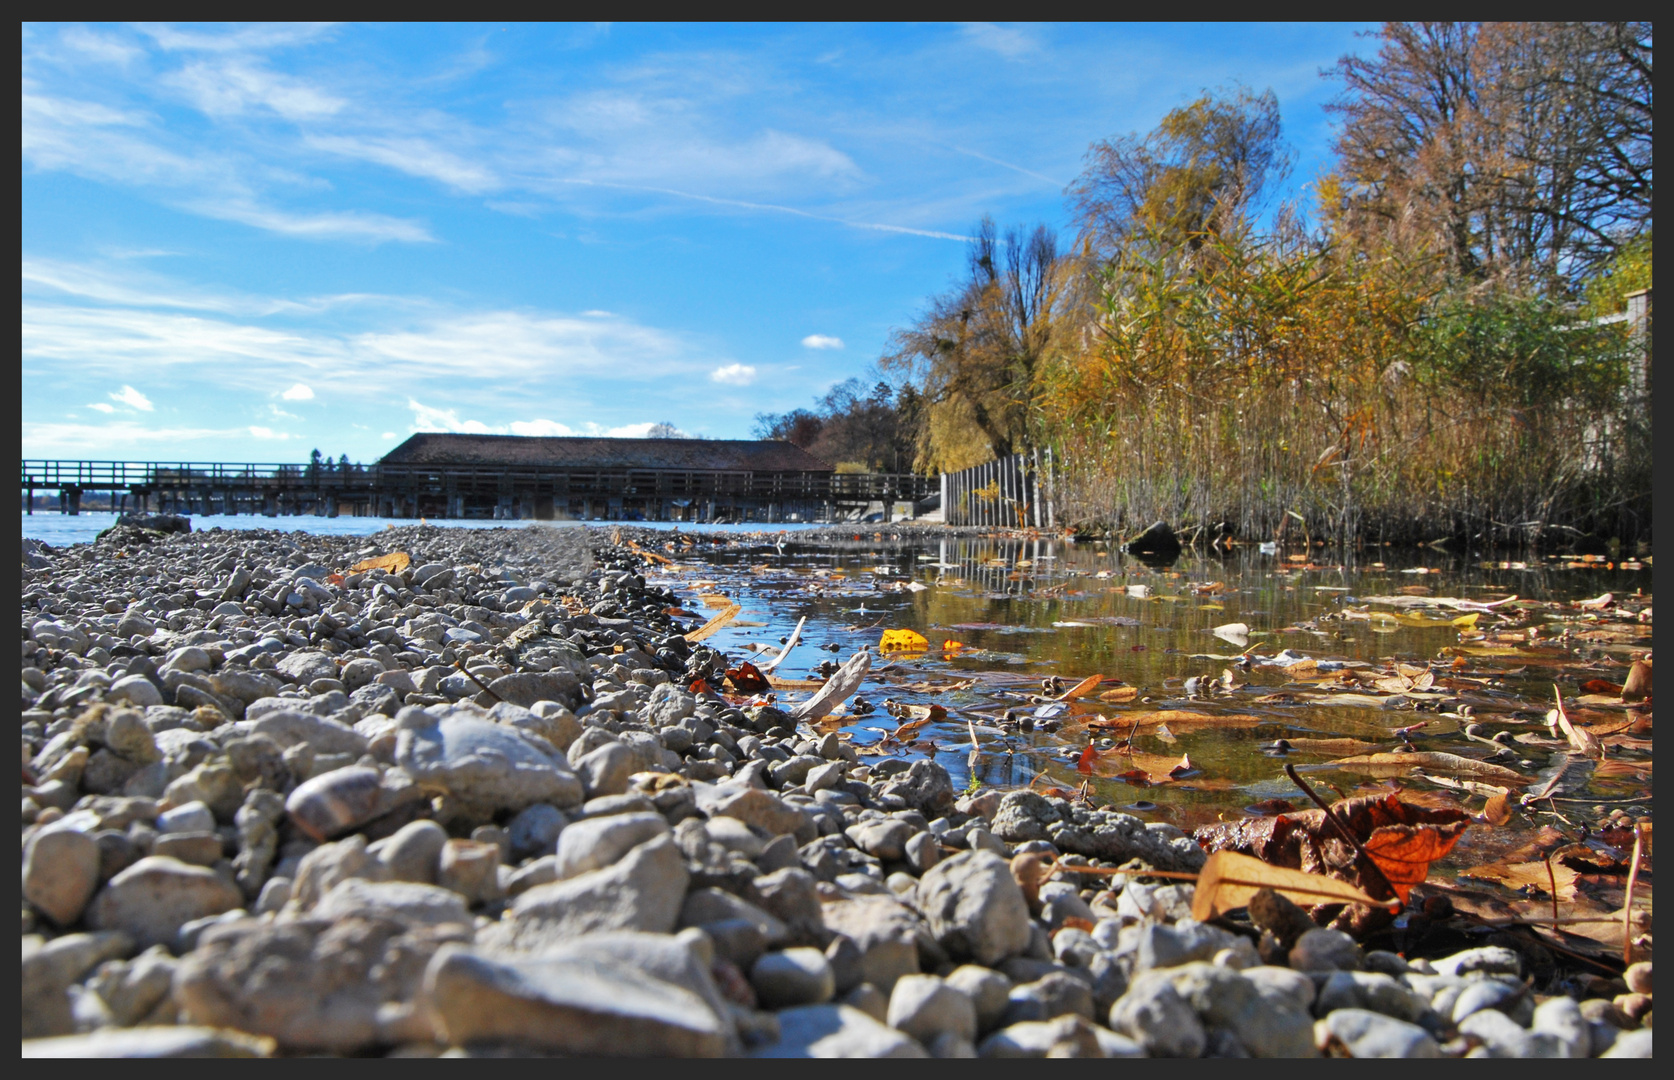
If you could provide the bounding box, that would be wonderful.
[407,399,681,439]
[959,23,1042,60]
[801,334,844,350]
[304,134,499,194]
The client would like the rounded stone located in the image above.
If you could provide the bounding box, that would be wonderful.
[88,855,244,949]
[751,947,837,1009]
[887,973,978,1044]
[23,827,102,926]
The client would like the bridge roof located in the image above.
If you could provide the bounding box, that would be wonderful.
[381,433,834,473]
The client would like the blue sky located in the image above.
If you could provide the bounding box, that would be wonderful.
[22,22,1374,463]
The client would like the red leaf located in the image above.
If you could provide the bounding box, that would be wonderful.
[726,661,770,693]
[688,677,712,694]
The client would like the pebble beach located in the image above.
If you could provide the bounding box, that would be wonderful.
[20,518,1652,1057]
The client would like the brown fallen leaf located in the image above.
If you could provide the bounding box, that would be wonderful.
[1192,851,1396,921]
[1481,792,1515,826]
[350,551,410,575]
[1096,686,1139,704]
[1195,792,1471,908]
[1459,860,1580,901]
[1086,711,1264,733]
[1326,751,1529,783]
[1057,674,1105,701]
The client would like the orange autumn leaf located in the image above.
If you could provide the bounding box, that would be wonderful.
[351,551,410,575]
[1056,674,1105,701]
[1195,792,1470,907]
[725,661,770,693]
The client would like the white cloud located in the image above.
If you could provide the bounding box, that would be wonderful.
[508,418,577,437]
[167,59,346,120]
[380,431,396,440]
[110,384,154,411]
[801,334,844,350]
[710,363,757,386]
[247,425,292,439]
[280,382,315,400]
[269,405,300,419]
[88,402,116,413]
[21,419,248,457]
[306,134,499,195]
[960,23,1041,59]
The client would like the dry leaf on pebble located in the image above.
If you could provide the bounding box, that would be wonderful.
[1192,851,1396,921]
[350,551,410,574]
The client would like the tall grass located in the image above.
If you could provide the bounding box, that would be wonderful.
[1035,231,1648,546]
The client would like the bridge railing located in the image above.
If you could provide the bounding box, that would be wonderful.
[21,460,939,501]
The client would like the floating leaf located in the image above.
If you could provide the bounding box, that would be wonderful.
[1192,851,1396,921]
[1097,686,1139,704]
[1550,685,1603,760]
[684,601,741,643]
[1326,751,1529,783]
[879,628,930,653]
[1458,860,1579,901]
[351,551,410,575]
[1481,792,1514,826]
[1056,674,1105,701]
[1212,622,1250,644]
[1451,612,1481,628]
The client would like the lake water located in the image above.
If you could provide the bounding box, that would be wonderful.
[19,511,823,548]
[676,533,1650,875]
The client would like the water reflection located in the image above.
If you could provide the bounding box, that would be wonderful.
[682,533,1650,843]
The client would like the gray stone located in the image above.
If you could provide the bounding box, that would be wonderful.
[556,811,669,879]
[1038,880,1096,931]
[1288,927,1361,972]
[277,651,339,685]
[1003,972,1095,1025]
[495,834,688,948]
[87,855,243,949]
[978,1015,1108,1057]
[157,800,216,834]
[22,1027,273,1058]
[1133,918,1242,973]
[1316,970,1428,1022]
[847,818,914,861]
[753,1003,929,1058]
[1315,1008,1440,1057]
[424,945,730,1056]
[1155,962,1316,1058]
[1600,1029,1653,1058]
[1109,976,1206,1058]
[575,741,636,798]
[702,917,769,967]
[682,888,790,944]
[1623,960,1651,995]
[578,792,658,819]
[247,709,368,756]
[752,947,836,1008]
[314,878,472,929]
[396,710,583,811]
[820,894,923,993]
[946,963,1014,1033]
[1243,965,1316,1013]
[752,867,826,944]
[438,839,503,904]
[1531,995,1589,1058]
[878,759,955,816]
[506,803,566,859]
[889,973,978,1044]
[22,931,133,1038]
[378,819,448,884]
[1431,945,1521,979]
[83,944,177,1026]
[109,674,164,708]
[708,785,814,838]
[291,834,383,911]
[903,830,940,874]
[484,670,583,710]
[175,915,467,1053]
[284,765,394,841]
[1458,1007,1539,1057]
[914,850,1032,965]
[1450,976,1527,1023]
[153,831,223,867]
[23,826,101,926]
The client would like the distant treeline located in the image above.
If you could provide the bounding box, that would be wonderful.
[771,22,1653,546]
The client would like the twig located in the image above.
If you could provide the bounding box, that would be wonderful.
[1285,763,1400,902]
[1621,823,1646,966]
[453,659,504,703]
[1544,852,1561,932]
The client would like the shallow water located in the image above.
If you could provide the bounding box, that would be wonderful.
[673,534,1651,856]
[18,511,823,547]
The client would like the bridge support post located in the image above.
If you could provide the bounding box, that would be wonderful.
[63,486,82,515]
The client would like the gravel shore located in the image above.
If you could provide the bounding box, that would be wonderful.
[20,520,1652,1057]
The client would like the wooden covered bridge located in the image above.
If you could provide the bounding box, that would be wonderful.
[22,434,938,524]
